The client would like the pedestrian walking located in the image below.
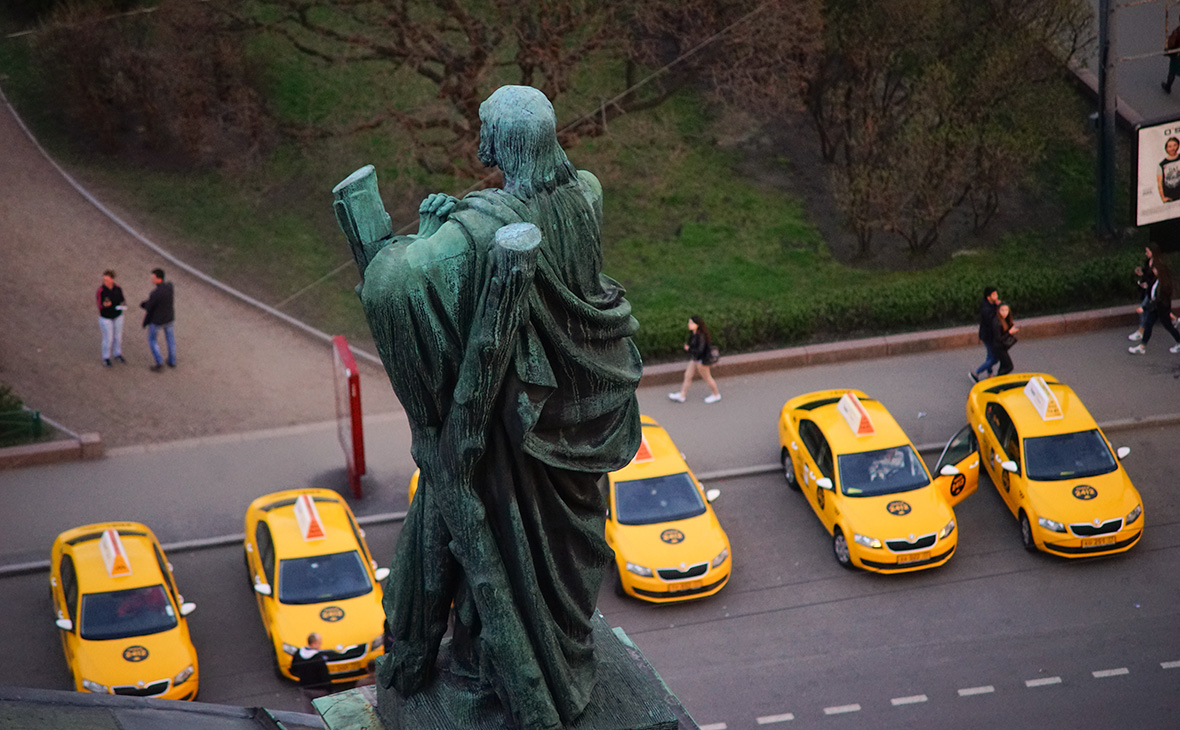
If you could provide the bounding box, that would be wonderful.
[991,302,1019,376]
[1128,260,1180,355]
[140,268,176,372]
[668,315,721,404]
[1129,245,1162,341]
[96,269,127,367]
[1163,24,1180,93]
[970,285,1000,382]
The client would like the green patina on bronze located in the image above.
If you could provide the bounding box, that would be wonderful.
[332,85,643,730]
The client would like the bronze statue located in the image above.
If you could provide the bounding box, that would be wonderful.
[332,85,643,730]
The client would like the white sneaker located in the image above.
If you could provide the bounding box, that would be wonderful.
[668,392,686,403]
[704,394,721,404]
[1128,331,1143,341]
[1128,344,1146,354]
[1170,343,1180,354]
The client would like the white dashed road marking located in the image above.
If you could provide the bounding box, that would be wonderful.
[1162,660,1180,669]
[1025,676,1062,687]
[890,694,928,706]
[756,713,795,724]
[1092,667,1129,678]
[700,724,727,730]
[823,704,861,715]
[958,685,995,696]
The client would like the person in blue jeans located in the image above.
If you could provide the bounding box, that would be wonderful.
[140,268,176,372]
[970,286,1000,382]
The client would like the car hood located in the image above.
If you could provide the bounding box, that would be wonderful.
[1028,470,1141,524]
[273,590,385,650]
[77,625,195,686]
[611,511,729,570]
[837,487,954,540]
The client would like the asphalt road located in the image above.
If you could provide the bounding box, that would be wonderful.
[4,424,1177,728]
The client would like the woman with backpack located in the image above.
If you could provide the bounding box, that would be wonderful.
[668,315,721,404]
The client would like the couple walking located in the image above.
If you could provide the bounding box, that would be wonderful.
[970,286,1018,382]
[1127,244,1180,355]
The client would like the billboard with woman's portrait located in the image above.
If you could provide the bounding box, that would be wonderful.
[1135,117,1180,226]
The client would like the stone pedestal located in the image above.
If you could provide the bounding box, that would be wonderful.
[313,614,698,730]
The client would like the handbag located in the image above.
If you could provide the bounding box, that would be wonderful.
[703,344,720,366]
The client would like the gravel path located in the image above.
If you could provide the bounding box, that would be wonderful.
[0,96,400,448]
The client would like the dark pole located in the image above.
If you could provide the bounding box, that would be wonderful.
[1097,0,1117,238]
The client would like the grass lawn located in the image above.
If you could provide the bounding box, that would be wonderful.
[0,22,1149,363]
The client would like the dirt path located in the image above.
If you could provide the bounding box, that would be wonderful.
[0,97,401,447]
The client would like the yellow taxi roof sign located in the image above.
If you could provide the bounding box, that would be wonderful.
[631,436,654,464]
[837,392,875,437]
[1024,376,1064,421]
[295,494,327,541]
[99,528,133,578]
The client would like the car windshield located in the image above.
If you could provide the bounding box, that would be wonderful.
[614,472,706,525]
[278,550,372,605]
[1023,429,1117,481]
[80,585,176,640]
[837,445,930,497]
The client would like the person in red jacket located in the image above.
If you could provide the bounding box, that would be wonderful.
[96,269,126,367]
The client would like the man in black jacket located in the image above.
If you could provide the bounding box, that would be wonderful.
[970,286,999,382]
[140,268,176,372]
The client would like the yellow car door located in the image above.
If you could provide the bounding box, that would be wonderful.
[982,403,1025,516]
[798,420,839,532]
[931,425,980,507]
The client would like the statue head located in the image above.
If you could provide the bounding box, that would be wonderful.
[478,85,577,197]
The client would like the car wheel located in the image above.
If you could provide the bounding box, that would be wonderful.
[613,562,627,599]
[1019,512,1037,553]
[833,528,854,570]
[781,448,800,491]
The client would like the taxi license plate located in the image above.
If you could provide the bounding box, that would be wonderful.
[1082,535,1116,548]
[330,659,365,675]
[897,551,931,564]
[676,580,703,591]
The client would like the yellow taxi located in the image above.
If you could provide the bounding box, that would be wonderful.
[778,390,978,572]
[605,415,732,603]
[966,373,1143,557]
[49,522,199,700]
[243,489,389,683]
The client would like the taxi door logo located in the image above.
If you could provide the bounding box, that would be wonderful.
[949,474,966,496]
[320,606,346,622]
[1072,484,1098,501]
[816,486,825,510]
[660,529,685,544]
[887,500,912,516]
[123,645,149,662]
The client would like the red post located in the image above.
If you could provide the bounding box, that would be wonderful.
[332,336,366,498]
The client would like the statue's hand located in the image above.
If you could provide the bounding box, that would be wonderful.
[418,193,460,238]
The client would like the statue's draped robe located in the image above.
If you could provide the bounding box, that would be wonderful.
[359,170,642,730]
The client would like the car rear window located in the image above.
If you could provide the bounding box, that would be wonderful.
[837,445,930,497]
[278,550,372,604]
[614,473,706,525]
[1023,429,1117,481]
[80,585,177,640]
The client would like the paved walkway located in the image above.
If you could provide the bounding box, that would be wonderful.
[0,91,400,448]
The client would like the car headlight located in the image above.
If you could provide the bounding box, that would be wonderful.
[853,532,881,549]
[370,634,385,651]
[282,643,298,656]
[81,678,109,694]
[939,519,956,539]
[172,664,195,685]
[625,561,653,577]
[711,548,729,568]
[1037,516,1066,533]
[1125,504,1142,525]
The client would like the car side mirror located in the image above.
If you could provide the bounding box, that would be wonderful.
[939,464,960,477]
[1116,446,1130,459]
[180,602,196,616]
[55,618,73,631]
[253,582,272,596]
[705,488,721,503]
[374,567,390,582]
[816,477,834,491]
[1001,460,1019,474]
